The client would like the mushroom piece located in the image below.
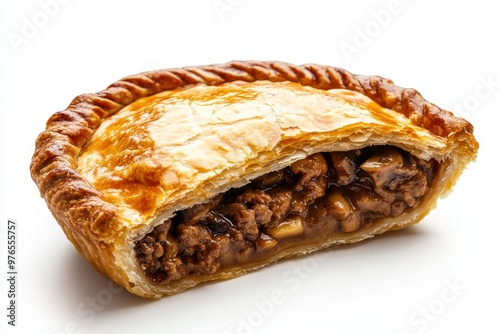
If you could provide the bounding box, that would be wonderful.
[360,148,405,188]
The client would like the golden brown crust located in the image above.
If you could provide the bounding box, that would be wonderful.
[30,61,478,298]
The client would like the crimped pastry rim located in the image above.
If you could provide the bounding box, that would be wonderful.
[30,60,477,297]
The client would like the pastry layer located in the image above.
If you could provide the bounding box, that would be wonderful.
[77,80,442,230]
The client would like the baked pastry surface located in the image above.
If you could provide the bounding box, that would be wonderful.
[30,61,478,298]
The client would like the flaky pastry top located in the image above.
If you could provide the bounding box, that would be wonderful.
[77,81,447,231]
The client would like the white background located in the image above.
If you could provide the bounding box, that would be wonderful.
[1,1,499,333]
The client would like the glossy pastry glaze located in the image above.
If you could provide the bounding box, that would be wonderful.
[78,81,440,226]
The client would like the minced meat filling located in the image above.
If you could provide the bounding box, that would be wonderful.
[135,146,437,284]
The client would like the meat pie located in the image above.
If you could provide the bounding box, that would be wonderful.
[30,61,478,298]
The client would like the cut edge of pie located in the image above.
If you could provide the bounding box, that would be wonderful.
[30,61,478,298]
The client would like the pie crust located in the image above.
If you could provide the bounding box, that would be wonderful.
[30,61,478,298]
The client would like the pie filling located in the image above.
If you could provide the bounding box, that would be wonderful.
[134,146,437,284]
